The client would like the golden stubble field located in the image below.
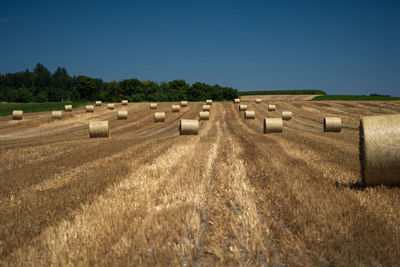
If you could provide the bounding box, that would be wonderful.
[1,100,400,266]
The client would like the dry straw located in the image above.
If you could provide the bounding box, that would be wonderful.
[51,111,62,119]
[180,101,188,107]
[150,103,157,109]
[206,99,213,105]
[264,118,283,133]
[268,104,276,111]
[282,111,293,120]
[199,111,209,120]
[95,101,102,106]
[323,117,342,132]
[256,98,262,103]
[64,105,72,112]
[202,105,211,111]
[85,105,94,113]
[234,98,240,104]
[179,119,199,135]
[121,100,128,105]
[172,105,180,112]
[244,111,255,119]
[239,104,247,111]
[89,121,109,138]
[107,104,115,110]
[117,110,128,120]
[12,110,23,120]
[359,114,400,186]
[154,112,166,122]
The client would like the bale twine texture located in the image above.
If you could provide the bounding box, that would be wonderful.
[12,110,23,120]
[180,101,188,107]
[95,101,102,106]
[89,121,109,138]
[150,103,157,109]
[107,104,115,110]
[51,111,62,119]
[154,112,165,122]
[202,105,211,111]
[64,105,72,112]
[282,111,293,120]
[117,110,128,120]
[239,104,247,111]
[85,105,94,113]
[244,111,255,119]
[264,118,283,133]
[122,100,128,105]
[199,111,210,120]
[179,119,199,135]
[324,117,342,132]
[172,105,180,112]
[268,104,276,111]
[256,99,262,103]
[360,114,400,186]
[234,99,240,104]
[206,99,213,105]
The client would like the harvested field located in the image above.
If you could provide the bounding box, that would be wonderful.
[240,94,321,101]
[1,101,400,265]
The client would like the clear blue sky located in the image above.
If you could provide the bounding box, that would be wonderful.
[1,0,399,95]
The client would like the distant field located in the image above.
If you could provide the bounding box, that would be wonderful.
[240,94,321,101]
[0,102,89,116]
[239,89,326,96]
[312,95,400,101]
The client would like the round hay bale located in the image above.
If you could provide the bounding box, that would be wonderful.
[268,104,276,111]
[264,118,283,133]
[150,103,157,109]
[179,119,199,135]
[180,101,188,107]
[234,98,240,104]
[89,121,109,138]
[85,105,94,113]
[172,105,180,112]
[64,105,72,112]
[244,111,255,119]
[199,111,210,120]
[95,101,102,106]
[202,105,211,111]
[206,99,213,105]
[360,114,400,186]
[255,98,262,104]
[12,110,23,120]
[282,111,293,120]
[323,117,342,132]
[107,104,115,110]
[117,110,128,120]
[122,100,128,105]
[51,111,62,119]
[154,112,166,122]
[239,104,247,111]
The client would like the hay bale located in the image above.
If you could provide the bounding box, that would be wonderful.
[359,114,400,186]
[95,101,102,106]
[64,105,72,112]
[282,111,293,120]
[180,101,188,107]
[202,105,211,111]
[51,111,62,119]
[234,98,240,104]
[117,110,128,120]
[179,119,199,135]
[107,104,115,110]
[154,112,166,122]
[264,118,283,133]
[150,103,157,109]
[89,121,109,138]
[244,111,255,119]
[172,105,180,112]
[239,104,247,111]
[268,104,276,111]
[255,98,262,103]
[85,105,94,113]
[12,110,23,120]
[323,117,342,132]
[122,100,128,105]
[199,111,209,120]
[206,99,213,105]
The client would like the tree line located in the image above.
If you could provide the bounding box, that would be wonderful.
[0,63,239,102]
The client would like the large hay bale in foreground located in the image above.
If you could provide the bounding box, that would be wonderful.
[360,114,400,186]
[268,104,276,111]
[122,100,128,105]
[179,119,199,135]
[107,104,115,110]
[150,103,157,109]
[180,101,188,107]
[86,105,94,113]
[324,117,342,132]
[264,118,283,133]
[89,121,109,138]
[117,110,128,120]
[256,98,262,103]
[172,105,180,112]
[206,99,213,105]
[95,101,102,106]
[51,111,62,119]
[244,111,255,119]
[12,110,23,120]
[154,112,165,122]
[202,105,211,111]
[199,111,209,120]
[239,104,247,111]
[234,98,240,104]
[64,105,72,112]
[282,111,293,120]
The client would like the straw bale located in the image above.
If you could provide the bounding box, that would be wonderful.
[324,117,342,132]
[64,105,72,112]
[239,104,247,111]
[154,112,165,122]
[12,110,23,120]
[282,111,293,120]
[268,104,276,111]
[255,98,262,103]
[264,118,283,133]
[95,101,102,106]
[202,105,211,111]
[199,111,209,120]
[122,100,128,105]
[244,111,255,119]
[51,111,62,119]
[86,105,94,112]
[180,101,188,107]
[89,121,109,138]
[150,103,157,109]
[234,98,240,104]
[206,99,213,105]
[179,119,199,135]
[117,110,128,120]
[107,104,115,110]
[172,105,180,112]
